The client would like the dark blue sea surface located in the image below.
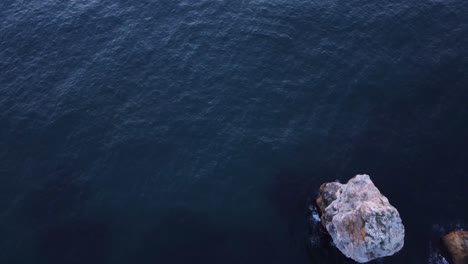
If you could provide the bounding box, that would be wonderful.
[1,0,468,263]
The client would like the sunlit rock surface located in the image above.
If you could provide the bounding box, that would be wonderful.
[316,174,405,263]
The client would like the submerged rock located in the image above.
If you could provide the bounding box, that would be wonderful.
[316,174,405,263]
[441,230,468,264]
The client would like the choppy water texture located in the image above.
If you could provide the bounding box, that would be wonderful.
[1,0,468,263]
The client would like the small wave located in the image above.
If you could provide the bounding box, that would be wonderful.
[428,250,449,264]
[307,203,326,248]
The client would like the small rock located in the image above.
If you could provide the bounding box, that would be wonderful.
[316,174,405,263]
[442,230,468,264]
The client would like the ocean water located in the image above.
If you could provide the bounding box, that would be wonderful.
[1,0,468,263]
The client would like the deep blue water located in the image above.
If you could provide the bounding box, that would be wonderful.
[1,0,468,263]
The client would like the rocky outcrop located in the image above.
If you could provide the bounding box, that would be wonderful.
[316,174,405,263]
[442,230,468,264]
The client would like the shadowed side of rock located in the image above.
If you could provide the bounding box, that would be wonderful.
[316,182,342,228]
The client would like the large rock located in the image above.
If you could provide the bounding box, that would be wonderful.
[441,230,468,264]
[316,174,405,263]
